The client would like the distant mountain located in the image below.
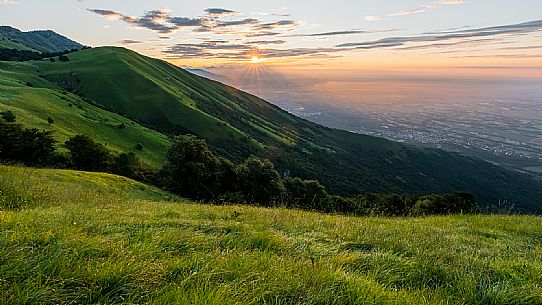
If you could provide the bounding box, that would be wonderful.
[15,46,538,212]
[0,26,83,52]
[186,68,232,83]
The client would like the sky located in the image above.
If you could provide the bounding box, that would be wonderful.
[2,0,542,77]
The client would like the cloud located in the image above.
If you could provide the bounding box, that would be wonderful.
[248,40,287,45]
[169,17,205,27]
[162,40,343,61]
[120,39,143,45]
[337,20,542,49]
[389,0,464,17]
[288,30,369,37]
[89,7,302,38]
[88,9,123,20]
[245,31,282,38]
[216,18,259,27]
[389,7,428,16]
[89,6,542,64]
[496,45,542,51]
[365,16,381,21]
[453,54,542,59]
[438,0,464,4]
[395,38,507,51]
[88,8,205,34]
[0,0,18,4]
[286,29,400,37]
[205,8,237,15]
[252,20,298,31]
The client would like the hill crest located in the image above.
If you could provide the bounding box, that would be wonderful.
[0,25,83,52]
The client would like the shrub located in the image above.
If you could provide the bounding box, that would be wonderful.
[0,110,16,123]
[238,156,284,205]
[112,152,156,183]
[283,177,329,211]
[161,135,224,199]
[65,135,112,172]
[0,120,56,166]
[413,193,477,215]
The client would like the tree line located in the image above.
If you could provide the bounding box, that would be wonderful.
[0,46,90,62]
[0,111,477,216]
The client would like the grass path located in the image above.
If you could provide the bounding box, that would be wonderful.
[0,166,541,304]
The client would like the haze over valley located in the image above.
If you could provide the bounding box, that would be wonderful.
[201,68,542,175]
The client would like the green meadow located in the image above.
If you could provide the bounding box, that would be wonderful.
[1,165,541,304]
[0,60,170,166]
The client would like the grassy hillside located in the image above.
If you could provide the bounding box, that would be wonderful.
[29,47,542,212]
[36,47,256,153]
[0,60,169,166]
[0,26,82,53]
[0,37,35,51]
[0,165,541,304]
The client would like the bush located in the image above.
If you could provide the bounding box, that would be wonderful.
[238,156,284,205]
[161,135,225,199]
[135,143,144,151]
[47,117,54,125]
[65,135,112,172]
[283,177,329,210]
[0,120,56,167]
[58,55,70,62]
[412,193,477,216]
[112,152,156,183]
[0,111,16,123]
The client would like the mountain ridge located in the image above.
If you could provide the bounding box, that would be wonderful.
[0,25,83,52]
[26,46,542,212]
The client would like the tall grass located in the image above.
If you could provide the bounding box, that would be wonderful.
[0,165,541,304]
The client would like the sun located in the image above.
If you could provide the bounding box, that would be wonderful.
[250,56,265,64]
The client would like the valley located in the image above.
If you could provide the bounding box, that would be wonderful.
[210,72,542,176]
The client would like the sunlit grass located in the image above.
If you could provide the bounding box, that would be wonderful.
[0,165,541,304]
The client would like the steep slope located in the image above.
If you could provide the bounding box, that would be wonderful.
[186,68,232,83]
[0,26,82,53]
[31,47,542,212]
[0,60,169,166]
[0,37,35,51]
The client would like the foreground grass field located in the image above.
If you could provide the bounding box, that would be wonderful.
[0,165,541,304]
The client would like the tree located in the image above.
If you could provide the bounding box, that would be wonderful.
[0,111,16,123]
[65,135,112,172]
[58,55,70,62]
[238,156,284,205]
[47,117,54,125]
[112,152,156,183]
[161,135,224,199]
[283,177,329,210]
[412,193,477,215]
[0,120,56,167]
